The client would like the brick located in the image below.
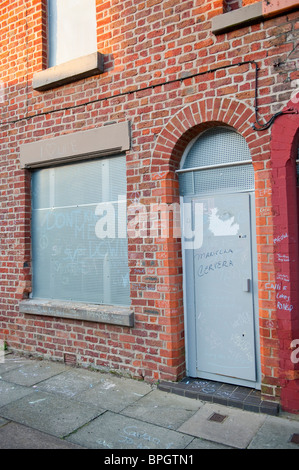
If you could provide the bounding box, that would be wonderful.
[1,0,299,413]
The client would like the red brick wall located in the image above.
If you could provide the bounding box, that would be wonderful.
[0,0,299,411]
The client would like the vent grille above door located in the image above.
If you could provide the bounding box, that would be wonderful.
[178,127,254,196]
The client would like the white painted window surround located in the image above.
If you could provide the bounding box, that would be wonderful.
[48,0,97,67]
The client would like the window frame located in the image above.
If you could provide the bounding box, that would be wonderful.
[47,0,98,68]
[19,122,133,327]
[33,0,103,91]
[30,156,130,307]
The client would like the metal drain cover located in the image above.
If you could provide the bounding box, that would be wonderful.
[290,433,299,444]
[208,412,227,423]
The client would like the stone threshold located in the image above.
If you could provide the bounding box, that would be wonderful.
[158,377,280,416]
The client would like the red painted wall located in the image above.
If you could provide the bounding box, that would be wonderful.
[270,101,299,412]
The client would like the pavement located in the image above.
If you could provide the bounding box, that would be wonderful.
[0,352,299,451]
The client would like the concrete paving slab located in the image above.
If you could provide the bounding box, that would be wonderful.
[0,422,85,449]
[0,391,104,438]
[0,354,32,375]
[1,359,69,386]
[36,367,105,397]
[66,410,193,449]
[74,374,153,412]
[0,417,8,428]
[121,389,202,430]
[178,403,266,449]
[248,415,299,449]
[0,379,33,407]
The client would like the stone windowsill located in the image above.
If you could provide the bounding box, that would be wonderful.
[19,299,134,327]
[211,0,298,34]
[32,52,104,91]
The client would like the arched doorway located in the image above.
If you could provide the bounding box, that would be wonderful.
[178,126,261,388]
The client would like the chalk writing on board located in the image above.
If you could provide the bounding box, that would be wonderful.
[39,234,49,250]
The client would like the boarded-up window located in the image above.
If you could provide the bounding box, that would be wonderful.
[31,156,130,307]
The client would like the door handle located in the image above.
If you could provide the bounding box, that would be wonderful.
[243,278,250,292]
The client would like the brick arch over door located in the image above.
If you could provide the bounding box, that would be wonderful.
[150,96,272,390]
[151,97,266,177]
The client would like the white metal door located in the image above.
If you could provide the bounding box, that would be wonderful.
[183,192,257,385]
